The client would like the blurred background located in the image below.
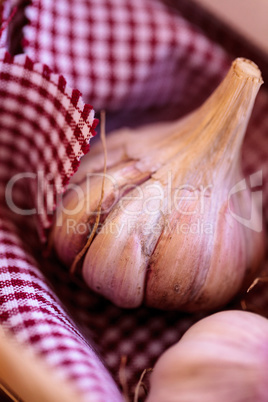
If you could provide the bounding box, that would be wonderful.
[194,0,268,54]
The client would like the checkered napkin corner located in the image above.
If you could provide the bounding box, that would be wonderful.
[0,47,98,240]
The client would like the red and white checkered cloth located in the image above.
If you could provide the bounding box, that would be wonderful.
[0,48,97,234]
[20,0,230,112]
[0,49,122,401]
[1,0,268,401]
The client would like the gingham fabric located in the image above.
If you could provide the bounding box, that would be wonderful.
[0,216,123,402]
[0,0,268,401]
[19,0,230,112]
[0,50,122,401]
[0,48,98,237]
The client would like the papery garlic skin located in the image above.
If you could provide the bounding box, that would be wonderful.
[147,311,268,402]
[53,58,265,311]
[145,181,265,311]
[53,160,150,266]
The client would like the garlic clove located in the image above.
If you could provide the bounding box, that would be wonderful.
[147,310,268,402]
[83,179,167,307]
[53,160,150,266]
[145,195,259,311]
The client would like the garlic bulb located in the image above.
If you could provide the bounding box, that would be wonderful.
[147,310,268,402]
[53,58,265,311]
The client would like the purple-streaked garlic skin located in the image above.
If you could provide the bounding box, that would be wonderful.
[147,310,268,402]
[145,185,265,311]
[53,58,266,311]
